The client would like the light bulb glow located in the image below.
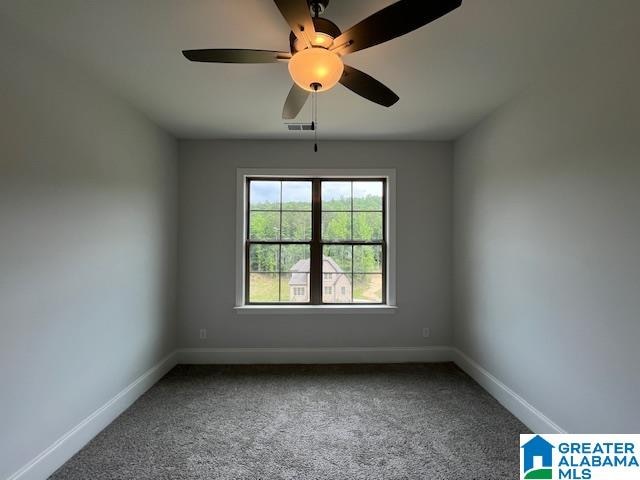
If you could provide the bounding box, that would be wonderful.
[288,47,344,92]
[293,33,334,51]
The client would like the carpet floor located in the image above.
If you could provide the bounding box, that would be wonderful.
[50,363,528,479]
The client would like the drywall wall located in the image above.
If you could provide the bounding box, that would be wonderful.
[0,22,177,479]
[453,13,640,433]
[178,140,452,349]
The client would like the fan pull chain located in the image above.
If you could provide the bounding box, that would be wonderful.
[312,83,319,152]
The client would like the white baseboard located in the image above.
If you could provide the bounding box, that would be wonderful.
[451,348,566,434]
[7,352,178,480]
[177,346,453,365]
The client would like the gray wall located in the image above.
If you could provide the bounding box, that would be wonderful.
[178,140,452,348]
[453,22,640,433]
[0,23,177,478]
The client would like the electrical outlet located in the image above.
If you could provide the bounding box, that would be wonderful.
[199,329,207,340]
[422,327,430,338]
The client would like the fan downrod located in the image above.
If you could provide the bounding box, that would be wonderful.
[307,0,329,17]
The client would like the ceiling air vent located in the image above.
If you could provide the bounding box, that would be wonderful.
[286,122,314,131]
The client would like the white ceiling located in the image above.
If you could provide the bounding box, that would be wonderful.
[0,0,622,140]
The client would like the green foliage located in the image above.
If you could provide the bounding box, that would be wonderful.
[281,211,311,241]
[249,244,310,273]
[354,245,382,273]
[324,245,352,272]
[249,212,279,240]
[281,244,309,271]
[322,195,382,242]
[322,211,351,241]
[353,212,382,241]
[353,193,382,210]
[322,194,381,211]
[282,201,310,210]
[249,194,382,274]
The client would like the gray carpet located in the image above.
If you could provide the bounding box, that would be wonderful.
[50,363,528,479]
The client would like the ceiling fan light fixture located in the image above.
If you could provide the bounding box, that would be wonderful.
[313,33,333,47]
[288,47,344,92]
[293,32,334,51]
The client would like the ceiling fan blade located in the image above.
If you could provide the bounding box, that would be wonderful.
[273,0,316,46]
[340,65,399,107]
[282,84,310,119]
[333,0,462,56]
[182,49,290,63]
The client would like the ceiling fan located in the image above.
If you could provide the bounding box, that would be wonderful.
[182,0,462,120]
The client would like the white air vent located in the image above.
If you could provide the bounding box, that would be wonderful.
[285,123,314,131]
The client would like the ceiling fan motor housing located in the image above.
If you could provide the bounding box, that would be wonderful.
[289,17,342,54]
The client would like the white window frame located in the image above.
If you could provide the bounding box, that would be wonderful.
[234,168,397,314]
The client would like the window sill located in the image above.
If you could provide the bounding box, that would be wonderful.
[234,305,398,315]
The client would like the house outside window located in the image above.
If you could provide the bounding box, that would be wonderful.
[235,169,396,309]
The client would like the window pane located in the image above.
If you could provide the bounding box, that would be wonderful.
[281,211,312,241]
[249,244,279,272]
[322,211,352,241]
[353,274,382,303]
[322,181,351,210]
[323,250,352,303]
[280,244,310,272]
[281,273,309,303]
[249,273,280,302]
[282,181,311,210]
[323,245,352,273]
[322,273,352,303]
[250,181,280,210]
[353,245,382,273]
[353,181,383,211]
[249,211,280,240]
[352,212,383,241]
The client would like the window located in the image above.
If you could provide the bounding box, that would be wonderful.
[244,177,387,305]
